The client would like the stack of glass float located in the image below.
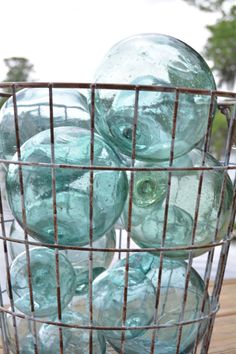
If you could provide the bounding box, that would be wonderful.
[0,33,234,354]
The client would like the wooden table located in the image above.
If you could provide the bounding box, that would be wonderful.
[207,279,236,353]
[1,279,235,353]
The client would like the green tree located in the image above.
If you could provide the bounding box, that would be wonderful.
[0,57,34,107]
[183,0,234,13]
[204,7,236,88]
[183,0,236,88]
[4,57,34,82]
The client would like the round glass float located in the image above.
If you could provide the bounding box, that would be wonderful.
[122,149,233,258]
[0,88,91,161]
[6,127,128,246]
[94,33,216,162]
[9,247,76,317]
[105,253,210,354]
[63,228,116,295]
[39,310,106,354]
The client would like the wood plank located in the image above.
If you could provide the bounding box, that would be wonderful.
[208,279,236,354]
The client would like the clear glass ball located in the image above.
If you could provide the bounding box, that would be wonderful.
[39,310,106,354]
[9,220,116,296]
[108,253,210,354]
[122,149,233,258]
[9,219,38,260]
[93,266,156,340]
[63,228,116,295]
[6,127,128,246]
[9,248,76,317]
[0,88,90,161]
[94,33,216,161]
[5,307,42,353]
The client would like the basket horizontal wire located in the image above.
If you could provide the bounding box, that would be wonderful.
[0,82,235,354]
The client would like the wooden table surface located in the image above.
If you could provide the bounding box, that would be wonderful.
[0,279,235,353]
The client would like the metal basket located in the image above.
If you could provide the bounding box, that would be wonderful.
[0,82,235,354]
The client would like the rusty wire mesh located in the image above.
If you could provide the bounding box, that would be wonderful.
[0,82,235,354]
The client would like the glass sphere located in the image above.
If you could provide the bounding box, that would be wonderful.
[94,33,216,162]
[63,228,116,295]
[108,253,210,354]
[39,310,106,354]
[9,219,38,260]
[9,220,116,295]
[5,307,42,353]
[6,127,128,246]
[0,88,90,161]
[9,248,76,317]
[93,266,156,340]
[122,149,233,258]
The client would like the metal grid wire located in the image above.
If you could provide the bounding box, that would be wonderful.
[0,82,235,354]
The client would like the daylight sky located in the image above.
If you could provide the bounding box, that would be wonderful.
[0,0,219,83]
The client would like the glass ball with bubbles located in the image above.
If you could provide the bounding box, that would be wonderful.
[0,88,91,162]
[9,219,116,296]
[39,310,106,354]
[122,149,233,258]
[62,228,116,295]
[105,253,210,354]
[93,265,156,341]
[6,127,128,246]
[5,307,42,354]
[94,33,216,161]
[9,248,76,317]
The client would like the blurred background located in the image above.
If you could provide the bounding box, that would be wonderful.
[0,0,235,278]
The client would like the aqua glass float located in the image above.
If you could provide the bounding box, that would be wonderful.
[9,220,116,295]
[93,266,156,340]
[38,310,106,354]
[93,253,210,354]
[63,228,116,295]
[9,248,76,317]
[6,126,128,246]
[0,88,90,161]
[94,33,216,161]
[9,220,37,260]
[5,307,41,354]
[122,149,233,258]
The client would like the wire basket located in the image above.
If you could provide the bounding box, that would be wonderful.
[0,82,235,354]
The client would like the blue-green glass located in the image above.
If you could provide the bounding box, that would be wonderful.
[9,248,76,317]
[9,220,37,260]
[5,307,42,353]
[0,88,90,161]
[20,334,39,354]
[122,149,233,258]
[93,266,156,340]
[9,220,116,296]
[94,33,216,161]
[6,127,128,246]
[39,310,106,354]
[63,228,116,295]
[106,253,210,354]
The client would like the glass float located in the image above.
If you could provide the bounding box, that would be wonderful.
[99,253,210,354]
[9,248,76,317]
[93,266,156,340]
[39,310,106,354]
[5,307,42,354]
[63,228,116,295]
[94,33,216,161]
[0,88,90,161]
[122,149,233,258]
[6,127,128,246]
[9,220,37,260]
[9,220,116,295]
